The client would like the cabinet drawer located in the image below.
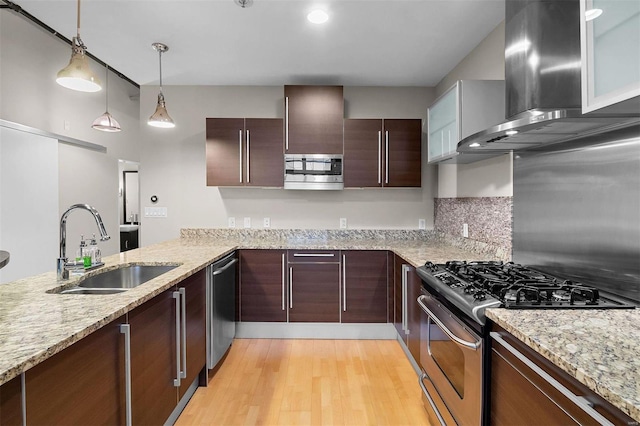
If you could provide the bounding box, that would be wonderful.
[287,250,340,263]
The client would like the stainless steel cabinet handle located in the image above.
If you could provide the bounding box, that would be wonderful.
[419,295,480,350]
[342,254,347,312]
[238,130,243,183]
[173,291,181,387]
[246,130,250,183]
[281,253,286,311]
[285,97,289,151]
[125,240,128,249]
[119,324,132,426]
[180,287,187,380]
[292,253,335,257]
[419,373,446,426]
[385,130,389,184]
[377,130,382,184]
[402,264,408,333]
[289,267,293,309]
[212,258,238,276]
[490,332,614,426]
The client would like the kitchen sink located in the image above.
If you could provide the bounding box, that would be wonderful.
[55,264,178,295]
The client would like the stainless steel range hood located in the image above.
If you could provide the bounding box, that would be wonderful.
[458,0,640,153]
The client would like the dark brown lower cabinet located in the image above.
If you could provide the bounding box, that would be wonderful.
[179,269,207,399]
[0,375,22,426]
[24,316,127,425]
[394,254,420,362]
[240,250,287,322]
[490,324,634,426]
[289,262,340,323]
[130,289,178,426]
[341,250,388,323]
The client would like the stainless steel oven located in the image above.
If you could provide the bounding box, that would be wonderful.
[418,288,484,425]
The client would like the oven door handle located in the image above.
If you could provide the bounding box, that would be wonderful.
[418,373,447,426]
[417,295,480,350]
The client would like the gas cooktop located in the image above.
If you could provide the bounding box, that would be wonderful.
[415,261,635,325]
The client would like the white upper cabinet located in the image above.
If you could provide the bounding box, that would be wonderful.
[427,80,505,163]
[581,0,640,113]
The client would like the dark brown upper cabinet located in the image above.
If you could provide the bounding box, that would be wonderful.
[206,118,284,187]
[344,118,422,188]
[284,85,344,155]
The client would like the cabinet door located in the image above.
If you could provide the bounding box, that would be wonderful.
[179,269,207,399]
[581,0,640,113]
[284,85,344,154]
[393,254,404,337]
[428,85,458,162]
[129,289,177,426]
[343,119,383,188]
[0,375,22,426]
[383,119,422,187]
[406,265,421,362]
[341,250,388,323]
[239,250,287,322]
[289,263,340,322]
[245,118,284,187]
[24,316,127,425]
[206,118,244,186]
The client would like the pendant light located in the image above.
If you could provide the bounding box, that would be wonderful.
[92,65,121,132]
[56,0,102,92]
[148,42,175,128]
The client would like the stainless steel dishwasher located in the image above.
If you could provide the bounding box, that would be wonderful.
[206,252,237,370]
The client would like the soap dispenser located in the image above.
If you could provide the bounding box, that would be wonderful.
[88,234,102,265]
[75,235,86,266]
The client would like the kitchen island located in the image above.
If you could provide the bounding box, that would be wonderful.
[1,229,637,424]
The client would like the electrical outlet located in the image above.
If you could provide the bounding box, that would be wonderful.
[339,218,347,229]
[244,217,251,228]
[228,217,236,228]
[63,120,70,130]
[418,219,426,230]
[463,223,469,238]
[263,217,271,228]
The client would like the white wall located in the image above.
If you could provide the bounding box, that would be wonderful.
[139,85,437,245]
[0,128,58,283]
[0,10,142,259]
[433,21,514,198]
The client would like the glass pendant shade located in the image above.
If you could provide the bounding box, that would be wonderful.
[148,93,175,128]
[92,111,121,132]
[56,37,102,93]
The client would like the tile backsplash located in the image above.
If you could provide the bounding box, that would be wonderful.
[434,197,512,258]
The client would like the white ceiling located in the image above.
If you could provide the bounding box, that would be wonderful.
[12,0,505,87]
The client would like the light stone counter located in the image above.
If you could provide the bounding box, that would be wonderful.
[487,308,640,422]
[0,230,501,387]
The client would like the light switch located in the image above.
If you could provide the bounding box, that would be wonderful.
[463,223,469,238]
[244,217,251,228]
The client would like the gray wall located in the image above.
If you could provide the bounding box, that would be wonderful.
[0,10,141,259]
[138,85,437,246]
[513,125,640,302]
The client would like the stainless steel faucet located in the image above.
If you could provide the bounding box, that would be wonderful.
[57,204,110,280]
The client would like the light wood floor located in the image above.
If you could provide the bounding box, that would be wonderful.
[176,339,432,426]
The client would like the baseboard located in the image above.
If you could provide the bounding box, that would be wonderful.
[235,322,397,339]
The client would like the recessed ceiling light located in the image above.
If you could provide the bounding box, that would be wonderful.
[585,8,603,21]
[505,130,519,136]
[307,9,329,24]
[469,142,481,148]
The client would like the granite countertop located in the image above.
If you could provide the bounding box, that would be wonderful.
[0,230,499,387]
[487,308,640,422]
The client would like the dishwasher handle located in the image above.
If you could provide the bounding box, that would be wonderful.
[212,258,238,276]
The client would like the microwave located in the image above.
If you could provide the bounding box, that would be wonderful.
[284,154,343,190]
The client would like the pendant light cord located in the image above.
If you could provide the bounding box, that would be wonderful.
[158,49,164,95]
[105,65,109,109]
[76,0,81,37]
